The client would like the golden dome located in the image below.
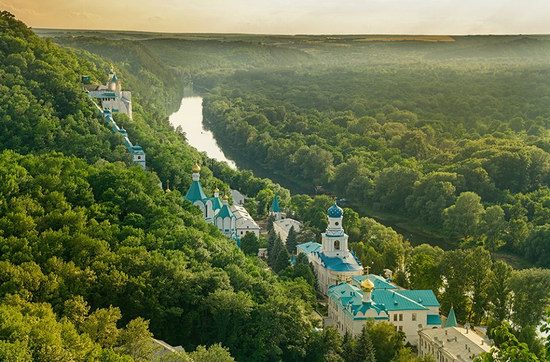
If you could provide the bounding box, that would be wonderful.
[222,194,229,201]
[360,278,375,293]
[214,187,220,193]
[192,163,201,173]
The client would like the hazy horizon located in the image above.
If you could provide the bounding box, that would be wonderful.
[32,27,550,37]
[4,0,550,35]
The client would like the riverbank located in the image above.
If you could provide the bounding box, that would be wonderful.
[168,96,237,169]
[174,92,533,269]
[208,118,533,269]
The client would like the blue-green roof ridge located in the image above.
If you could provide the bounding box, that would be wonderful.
[186,181,207,203]
[217,203,234,219]
[445,306,458,328]
[271,194,280,213]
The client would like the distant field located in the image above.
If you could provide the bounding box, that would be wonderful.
[352,35,455,42]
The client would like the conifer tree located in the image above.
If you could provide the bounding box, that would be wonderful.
[286,226,298,254]
[241,232,260,256]
[342,332,355,362]
[267,214,275,232]
[269,234,282,267]
[267,229,277,263]
[274,246,290,273]
[351,326,376,362]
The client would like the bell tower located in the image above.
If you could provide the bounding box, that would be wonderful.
[321,202,350,257]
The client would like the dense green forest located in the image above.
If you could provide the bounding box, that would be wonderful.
[200,44,550,267]
[37,28,550,360]
[0,12,321,361]
[0,12,547,361]
[42,29,550,268]
[2,13,469,361]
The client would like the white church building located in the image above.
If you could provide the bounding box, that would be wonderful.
[297,202,442,346]
[184,163,259,242]
[86,71,133,119]
[297,202,363,294]
[327,276,441,346]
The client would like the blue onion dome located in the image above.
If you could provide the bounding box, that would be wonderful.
[327,202,343,218]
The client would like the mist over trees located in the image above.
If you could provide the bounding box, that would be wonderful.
[2,9,550,361]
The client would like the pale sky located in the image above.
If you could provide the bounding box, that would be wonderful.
[2,0,550,35]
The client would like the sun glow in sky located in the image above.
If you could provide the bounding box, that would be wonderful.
[2,0,550,34]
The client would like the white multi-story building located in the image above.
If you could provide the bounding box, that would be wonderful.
[297,203,363,294]
[418,310,491,362]
[327,275,441,346]
[273,217,302,244]
[297,203,442,346]
[87,71,133,119]
[231,204,261,238]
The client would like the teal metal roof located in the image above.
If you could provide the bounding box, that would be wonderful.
[372,289,428,312]
[111,74,118,82]
[217,203,234,219]
[185,181,207,203]
[210,197,222,210]
[396,290,440,307]
[297,241,321,254]
[328,282,435,320]
[328,283,388,320]
[352,274,396,290]
[318,252,362,272]
[131,146,145,155]
[445,307,458,328]
[271,195,280,213]
[297,241,361,272]
[427,314,442,326]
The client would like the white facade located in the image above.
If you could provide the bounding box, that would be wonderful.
[185,165,259,243]
[326,278,441,346]
[297,203,363,295]
[273,218,302,244]
[87,72,133,119]
[418,327,491,362]
[100,91,132,117]
[231,204,261,238]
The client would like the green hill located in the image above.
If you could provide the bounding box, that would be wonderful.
[0,11,317,361]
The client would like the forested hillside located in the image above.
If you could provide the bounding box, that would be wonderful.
[32,26,550,360]
[201,47,550,267]
[0,12,321,361]
[41,30,550,267]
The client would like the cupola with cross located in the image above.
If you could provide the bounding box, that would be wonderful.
[321,201,350,257]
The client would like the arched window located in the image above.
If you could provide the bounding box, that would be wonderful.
[334,240,340,250]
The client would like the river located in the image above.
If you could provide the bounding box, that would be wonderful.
[167,95,445,246]
[168,96,237,169]
[167,95,531,267]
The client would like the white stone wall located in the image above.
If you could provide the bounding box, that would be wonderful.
[308,253,362,295]
[387,310,428,345]
[327,299,428,345]
[236,226,260,238]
